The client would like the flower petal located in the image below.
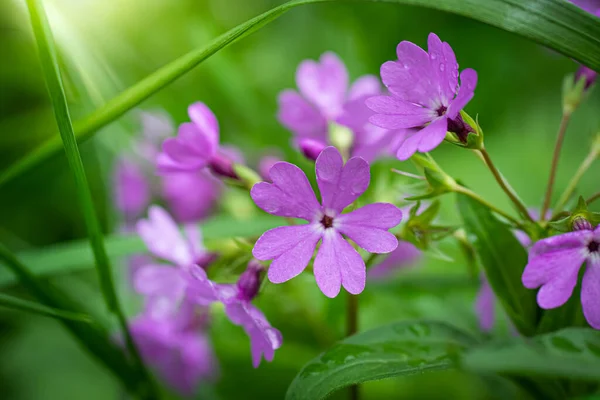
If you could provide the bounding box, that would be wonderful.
[250,162,320,220]
[581,257,600,329]
[523,234,588,309]
[369,241,422,279]
[447,68,478,119]
[427,33,459,104]
[416,117,448,153]
[137,206,192,266]
[348,74,381,101]
[187,102,219,148]
[366,96,434,129]
[252,225,321,283]
[337,203,402,253]
[297,52,348,118]
[134,265,186,298]
[316,146,370,213]
[277,90,328,140]
[381,42,438,106]
[395,129,422,161]
[314,230,366,297]
[475,274,495,332]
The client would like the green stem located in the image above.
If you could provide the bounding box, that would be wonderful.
[541,112,572,220]
[552,144,598,218]
[0,292,92,323]
[25,1,156,397]
[587,192,600,205]
[346,292,359,400]
[454,185,523,229]
[477,149,533,223]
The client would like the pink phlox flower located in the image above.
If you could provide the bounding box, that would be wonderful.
[135,206,216,317]
[130,300,218,397]
[366,33,478,160]
[278,52,399,161]
[251,146,403,298]
[522,225,600,329]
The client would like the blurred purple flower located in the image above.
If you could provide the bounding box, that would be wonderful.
[475,274,495,332]
[368,241,421,279]
[135,110,176,161]
[157,102,238,179]
[569,2,599,88]
[161,171,221,223]
[130,301,218,397]
[569,0,600,14]
[522,225,600,329]
[251,146,403,298]
[135,206,215,317]
[113,157,151,221]
[258,155,282,182]
[278,52,398,161]
[186,261,283,368]
[366,33,478,160]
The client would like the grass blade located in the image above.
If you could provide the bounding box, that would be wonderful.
[24,0,156,397]
[0,243,149,397]
[0,0,599,187]
[0,292,92,323]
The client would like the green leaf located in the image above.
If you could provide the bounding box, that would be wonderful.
[463,327,600,382]
[0,292,92,323]
[0,243,150,398]
[0,215,280,287]
[24,0,156,397]
[285,320,478,400]
[2,0,600,187]
[457,193,539,336]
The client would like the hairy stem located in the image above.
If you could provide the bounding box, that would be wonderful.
[477,149,533,223]
[552,145,598,218]
[541,113,572,220]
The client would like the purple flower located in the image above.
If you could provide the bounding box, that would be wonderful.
[522,225,600,329]
[135,110,176,161]
[130,301,218,397]
[251,146,403,298]
[157,102,238,179]
[575,65,597,90]
[187,261,283,367]
[366,33,478,160]
[569,0,600,14]
[161,171,221,223]
[475,274,496,332]
[135,206,215,317]
[278,52,396,161]
[368,241,421,279]
[113,157,151,221]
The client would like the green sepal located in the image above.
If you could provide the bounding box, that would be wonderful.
[562,73,588,115]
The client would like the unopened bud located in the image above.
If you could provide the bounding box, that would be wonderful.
[572,216,593,231]
[575,66,597,91]
[209,152,238,179]
[299,139,326,161]
[447,114,475,143]
[236,260,264,301]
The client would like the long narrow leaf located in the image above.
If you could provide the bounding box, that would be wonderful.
[24,0,156,397]
[1,0,599,187]
[0,215,281,287]
[0,243,147,397]
[0,292,92,323]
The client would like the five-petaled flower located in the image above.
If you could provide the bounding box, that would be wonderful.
[366,33,478,160]
[157,102,238,179]
[250,146,403,298]
[522,224,600,329]
[278,52,398,162]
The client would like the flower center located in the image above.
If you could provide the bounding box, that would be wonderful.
[436,105,447,117]
[588,241,599,253]
[320,215,334,229]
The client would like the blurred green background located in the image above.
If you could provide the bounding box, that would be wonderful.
[0,0,598,399]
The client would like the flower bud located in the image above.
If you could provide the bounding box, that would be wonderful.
[572,216,593,231]
[209,152,238,180]
[575,66,597,90]
[447,114,475,143]
[236,260,264,301]
[299,138,326,161]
